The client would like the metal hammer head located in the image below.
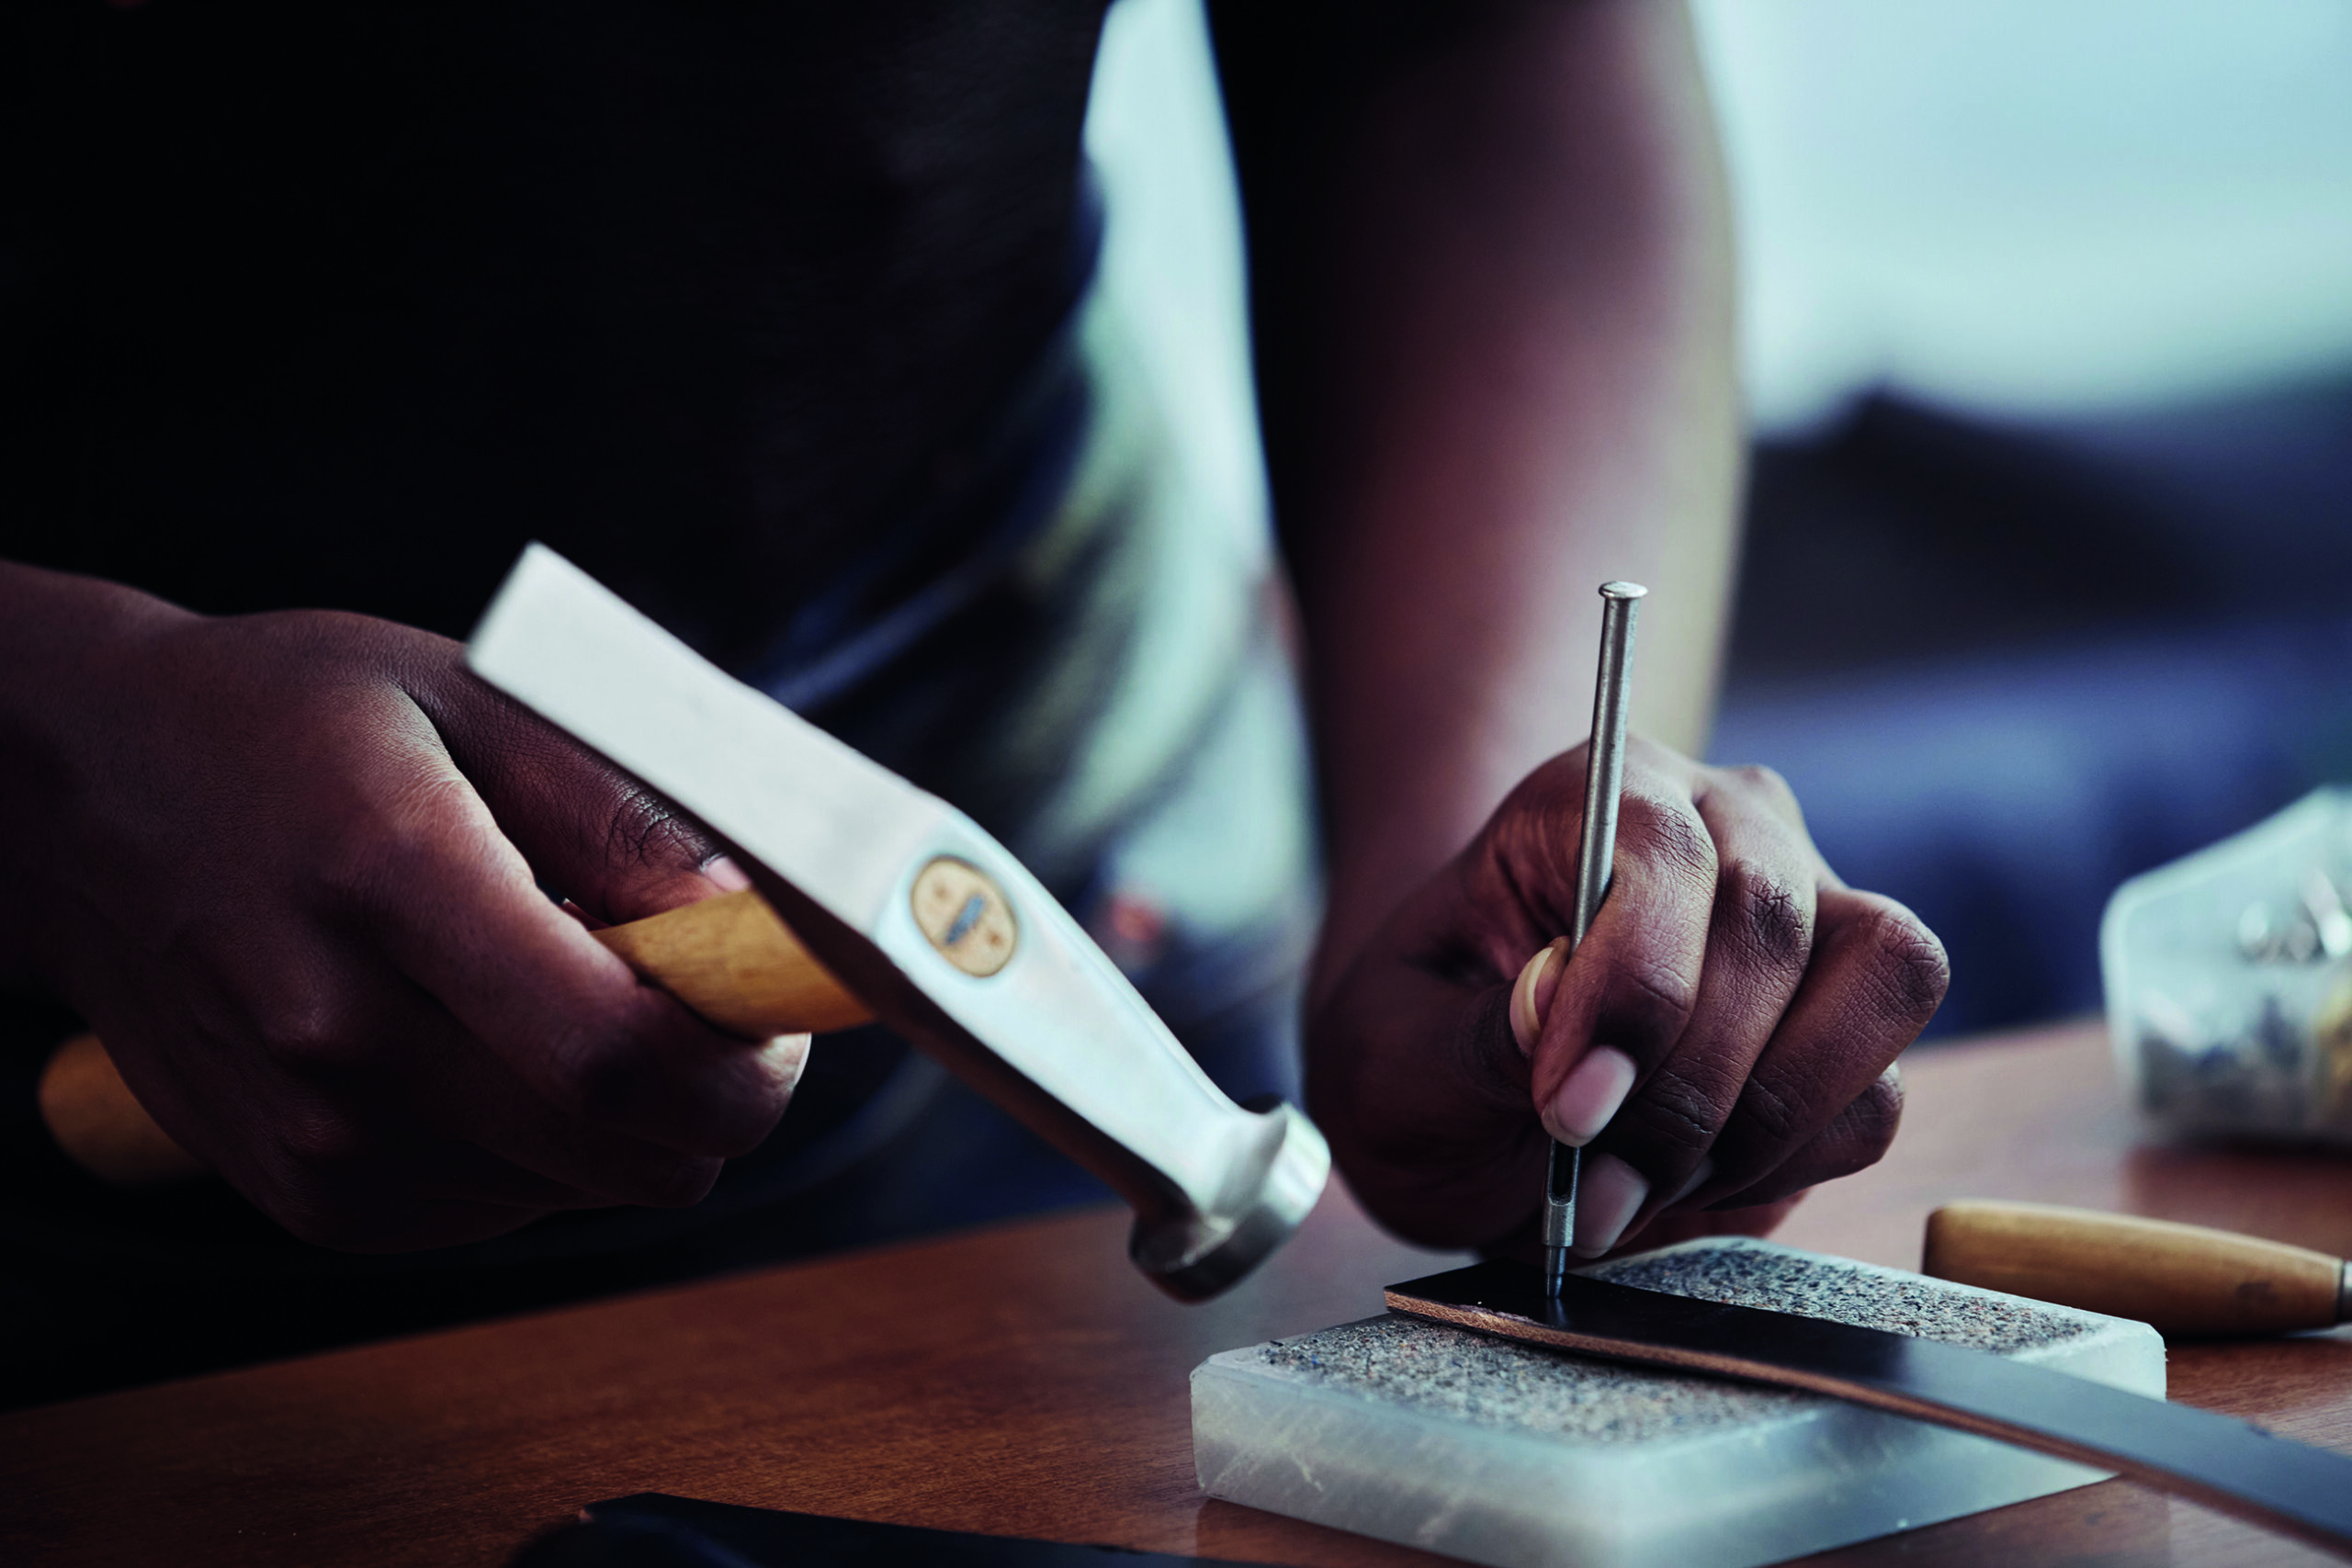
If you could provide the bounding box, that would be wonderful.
[468,546,1329,1300]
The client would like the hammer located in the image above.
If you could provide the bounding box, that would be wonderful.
[38,547,1329,1303]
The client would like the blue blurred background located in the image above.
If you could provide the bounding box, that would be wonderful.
[1690,0,2352,1037]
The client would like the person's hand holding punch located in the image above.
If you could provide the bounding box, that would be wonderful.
[1306,736,1949,1260]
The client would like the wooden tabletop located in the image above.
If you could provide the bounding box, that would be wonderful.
[6,1020,2351,1568]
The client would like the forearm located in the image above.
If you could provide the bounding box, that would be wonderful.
[1222,0,1741,987]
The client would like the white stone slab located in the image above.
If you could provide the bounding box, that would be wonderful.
[1193,1237,2164,1568]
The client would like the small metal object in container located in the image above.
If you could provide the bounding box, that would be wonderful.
[2101,785,2352,1143]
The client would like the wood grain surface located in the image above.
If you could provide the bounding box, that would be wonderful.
[5,1020,2350,1568]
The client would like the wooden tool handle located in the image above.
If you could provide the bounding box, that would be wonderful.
[37,1032,209,1188]
[1924,1199,2347,1337]
[36,889,875,1190]
[589,889,874,1037]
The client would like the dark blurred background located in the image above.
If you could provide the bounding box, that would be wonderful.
[1714,384,2352,1037]
[1690,0,2352,1038]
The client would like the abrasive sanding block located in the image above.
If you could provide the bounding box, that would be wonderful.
[1191,1237,2164,1568]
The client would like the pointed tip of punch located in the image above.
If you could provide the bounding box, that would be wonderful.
[1544,1246,1571,1300]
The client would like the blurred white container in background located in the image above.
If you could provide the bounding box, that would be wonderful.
[2102,787,2352,1142]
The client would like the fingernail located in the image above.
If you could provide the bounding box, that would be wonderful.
[1509,939,1569,1055]
[703,854,752,892]
[1667,1156,1714,1207]
[1544,1045,1635,1145]
[1571,1153,1648,1257]
[759,1033,812,1089]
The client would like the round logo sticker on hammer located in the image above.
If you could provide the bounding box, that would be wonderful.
[910,857,1019,976]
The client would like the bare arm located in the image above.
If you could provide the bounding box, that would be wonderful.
[1219,0,1944,1258]
[1218,0,1741,988]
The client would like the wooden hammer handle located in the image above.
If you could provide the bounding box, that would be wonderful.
[589,889,874,1037]
[1924,1199,2349,1337]
[36,890,875,1189]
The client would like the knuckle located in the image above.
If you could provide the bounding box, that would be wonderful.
[1855,902,1951,1027]
[1787,1081,1906,1189]
[1617,1062,1731,1162]
[1621,791,1716,891]
[601,779,709,874]
[1599,953,1701,1052]
[251,998,353,1070]
[1730,762,1800,812]
[1718,862,1814,972]
[1843,1069,1905,1156]
[1732,1072,1806,1151]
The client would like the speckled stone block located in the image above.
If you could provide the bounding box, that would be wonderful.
[1192,1236,2165,1568]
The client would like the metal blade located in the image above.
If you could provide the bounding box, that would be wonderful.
[469,545,1327,1300]
[1387,1260,2352,1556]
